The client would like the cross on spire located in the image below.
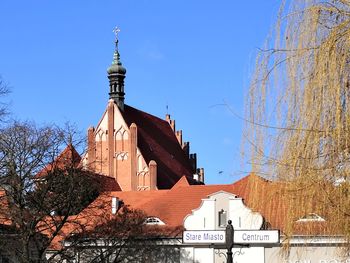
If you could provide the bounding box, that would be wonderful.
[113,26,121,41]
[112,26,121,57]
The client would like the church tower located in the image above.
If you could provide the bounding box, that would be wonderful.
[83,28,204,191]
[107,27,126,111]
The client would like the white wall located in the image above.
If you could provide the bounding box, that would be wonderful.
[182,191,264,263]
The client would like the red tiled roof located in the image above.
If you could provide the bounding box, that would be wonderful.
[36,144,81,178]
[122,105,198,189]
[48,174,340,249]
[82,175,257,228]
[81,174,335,235]
[91,174,122,192]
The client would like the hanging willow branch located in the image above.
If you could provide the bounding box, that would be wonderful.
[243,0,350,249]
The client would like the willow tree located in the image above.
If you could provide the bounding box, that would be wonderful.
[244,0,350,244]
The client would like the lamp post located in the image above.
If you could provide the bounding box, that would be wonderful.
[225,220,234,263]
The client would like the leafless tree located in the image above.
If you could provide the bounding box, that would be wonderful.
[0,76,10,123]
[0,121,184,263]
[0,121,101,263]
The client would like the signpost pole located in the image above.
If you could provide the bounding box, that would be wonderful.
[225,220,234,263]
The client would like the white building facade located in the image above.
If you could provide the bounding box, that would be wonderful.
[180,191,349,263]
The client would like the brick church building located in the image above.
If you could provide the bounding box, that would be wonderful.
[80,32,204,192]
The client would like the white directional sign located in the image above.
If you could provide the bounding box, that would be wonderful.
[234,230,280,244]
[183,230,226,244]
[183,230,279,244]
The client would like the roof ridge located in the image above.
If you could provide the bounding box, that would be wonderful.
[109,189,170,194]
[124,104,169,125]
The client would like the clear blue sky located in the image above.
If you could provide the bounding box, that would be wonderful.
[0,0,281,185]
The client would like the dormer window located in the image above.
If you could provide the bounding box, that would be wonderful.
[218,209,227,228]
[145,217,165,225]
[297,213,326,222]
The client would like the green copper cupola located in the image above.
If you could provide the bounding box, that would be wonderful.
[107,27,126,111]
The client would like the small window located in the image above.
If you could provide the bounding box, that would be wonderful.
[218,209,227,227]
[297,213,325,222]
[145,217,165,225]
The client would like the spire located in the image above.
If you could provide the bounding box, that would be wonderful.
[107,26,126,111]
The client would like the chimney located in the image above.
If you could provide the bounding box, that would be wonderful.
[197,168,205,183]
[112,197,117,214]
[111,197,124,214]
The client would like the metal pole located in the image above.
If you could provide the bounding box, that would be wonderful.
[225,220,234,263]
